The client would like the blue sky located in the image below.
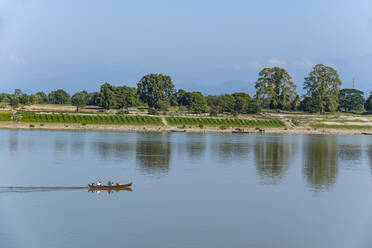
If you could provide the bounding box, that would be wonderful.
[1,0,372,95]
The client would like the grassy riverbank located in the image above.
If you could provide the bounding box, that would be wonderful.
[1,106,372,135]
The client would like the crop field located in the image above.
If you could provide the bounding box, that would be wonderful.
[165,117,285,128]
[19,113,163,126]
[0,112,12,121]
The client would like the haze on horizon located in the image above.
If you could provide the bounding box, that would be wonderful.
[1,0,372,95]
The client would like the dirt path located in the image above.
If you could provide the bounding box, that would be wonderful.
[161,116,169,126]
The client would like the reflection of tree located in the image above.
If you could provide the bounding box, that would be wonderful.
[71,141,85,155]
[136,138,171,174]
[337,144,362,170]
[212,141,250,160]
[8,131,19,153]
[254,139,291,184]
[92,142,133,160]
[367,145,372,175]
[303,137,338,192]
[177,134,206,160]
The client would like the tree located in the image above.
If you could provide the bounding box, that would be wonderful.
[303,64,342,114]
[176,89,188,106]
[232,93,260,114]
[217,94,235,113]
[97,83,117,110]
[365,93,372,113]
[86,92,100,106]
[35,91,49,103]
[137,74,175,109]
[71,91,88,112]
[10,97,19,109]
[255,67,297,110]
[14,89,22,96]
[19,94,31,105]
[338,88,365,113]
[48,89,70,104]
[300,97,317,113]
[188,92,207,114]
[116,86,140,109]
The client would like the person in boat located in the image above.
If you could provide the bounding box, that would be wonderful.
[97,181,102,187]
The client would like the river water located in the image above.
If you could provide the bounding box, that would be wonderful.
[1,129,372,248]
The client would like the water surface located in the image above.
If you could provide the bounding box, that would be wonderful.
[1,130,372,248]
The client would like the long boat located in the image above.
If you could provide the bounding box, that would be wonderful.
[88,182,132,190]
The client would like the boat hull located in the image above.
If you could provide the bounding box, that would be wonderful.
[88,182,132,190]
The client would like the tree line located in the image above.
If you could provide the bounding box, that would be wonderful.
[1,64,372,114]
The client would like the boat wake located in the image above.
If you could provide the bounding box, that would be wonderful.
[0,186,88,193]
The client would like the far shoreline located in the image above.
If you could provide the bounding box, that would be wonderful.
[0,121,369,136]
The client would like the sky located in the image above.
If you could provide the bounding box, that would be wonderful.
[1,0,372,95]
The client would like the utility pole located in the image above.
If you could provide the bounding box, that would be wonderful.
[352,77,355,89]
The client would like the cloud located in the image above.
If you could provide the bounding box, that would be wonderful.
[8,54,25,65]
[268,57,287,67]
[293,58,314,68]
[233,60,262,70]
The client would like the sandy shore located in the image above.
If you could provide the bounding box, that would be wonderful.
[0,121,369,135]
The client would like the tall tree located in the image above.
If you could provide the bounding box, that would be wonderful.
[116,86,140,109]
[187,92,207,114]
[97,83,117,110]
[232,93,260,114]
[365,93,372,113]
[338,88,365,113]
[303,64,342,114]
[255,67,297,110]
[137,74,175,109]
[48,89,70,104]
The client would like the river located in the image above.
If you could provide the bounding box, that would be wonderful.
[1,129,372,248]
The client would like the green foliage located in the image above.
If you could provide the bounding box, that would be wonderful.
[255,67,298,110]
[71,91,88,112]
[209,109,218,117]
[148,108,158,115]
[303,64,342,114]
[34,91,49,103]
[19,113,163,126]
[137,73,175,109]
[19,94,31,105]
[232,93,261,114]
[365,94,372,113]
[10,97,19,109]
[300,97,317,113]
[166,117,284,128]
[188,92,207,113]
[0,112,12,121]
[48,89,70,104]
[116,86,140,109]
[338,88,365,113]
[98,83,117,109]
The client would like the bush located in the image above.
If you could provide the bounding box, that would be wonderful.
[148,108,158,115]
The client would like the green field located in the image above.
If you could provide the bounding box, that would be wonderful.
[0,112,12,121]
[166,116,285,128]
[18,113,163,126]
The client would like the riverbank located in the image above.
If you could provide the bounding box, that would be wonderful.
[0,121,370,135]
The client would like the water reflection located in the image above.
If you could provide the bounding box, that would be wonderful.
[8,131,18,153]
[337,144,362,170]
[92,142,134,160]
[136,134,171,174]
[303,136,338,192]
[254,137,292,184]
[177,134,206,160]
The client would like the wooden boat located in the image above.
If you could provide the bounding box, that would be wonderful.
[88,182,132,190]
[362,132,372,136]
